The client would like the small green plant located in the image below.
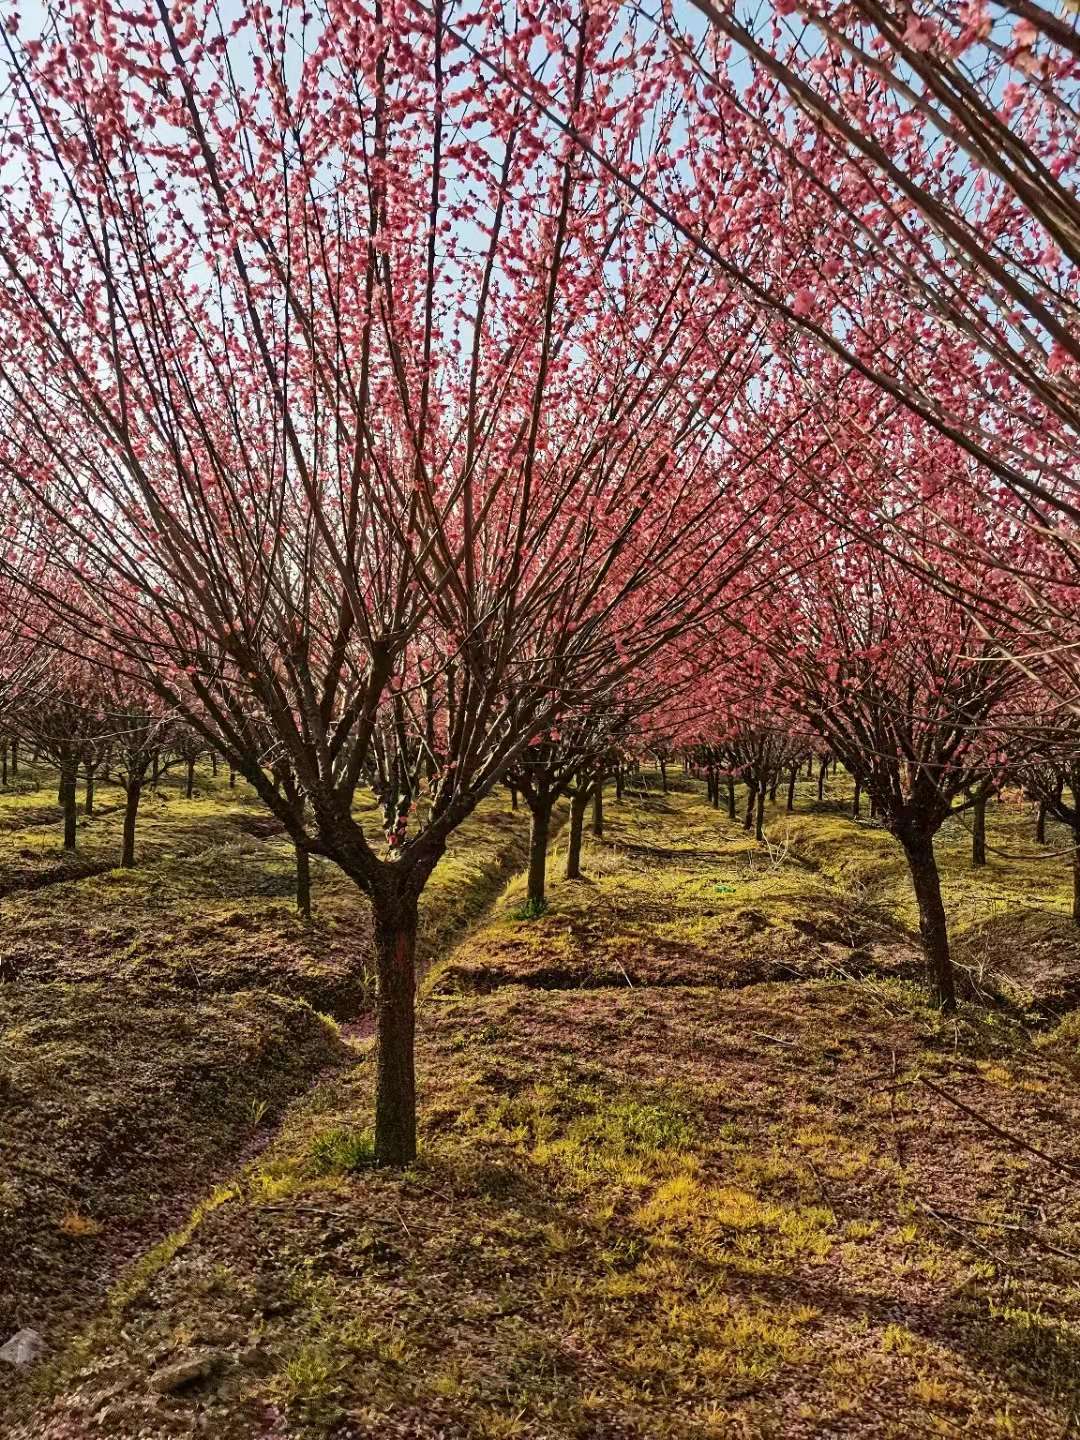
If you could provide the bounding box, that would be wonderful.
[510,897,548,921]
[308,1127,377,1175]
[249,1097,270,1126]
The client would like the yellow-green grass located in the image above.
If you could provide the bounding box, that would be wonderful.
[8,776,1079,1439]
[0,770,533,1379]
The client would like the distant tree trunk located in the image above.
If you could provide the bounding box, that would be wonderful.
[61,762,77,850]
[786,765,797,813]
[1,740,7,787]
[869,794,878,820]
[706,767,718,807]
[971,791,988,868]
[743,779,756,831]
[508,782,518,811]
[121,779,142,868]
[527,797,553,908]
[852,780,861,820]
[755,782,766,842]
[769,771,778,803]
[1073,816,1080,929]
[185,757,195,799]
[566,785,589,880]
[84,762,96,816]
[592,763,604,838]
[229,765,237,789]
[615,765,623,802]
[1036,800,1048,845]
[371,886,419,1166]
[211,752,218,776]
[152,750,160,790]
[817,758,826,802]
[296,843,311,919]
[658,758,668,793]
[726,774,736,819]
[9,739,17,776]
[901,832,956,1012]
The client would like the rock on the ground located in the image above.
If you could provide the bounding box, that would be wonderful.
[0,1328,45,1366]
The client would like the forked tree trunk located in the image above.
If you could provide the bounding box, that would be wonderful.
[1036,800,1048,845]
[121,779,142,868]
[296,843,312,919]
[61,763,77,850]
[592,764,604,838]
[901,832,956,1012]
[527,799,552,908]
[971,792,987,868]
[371,888,419,1166]
[565,786,589,880]
[786,766,797,813]
[755,783,766,842]
[726,774,736,820]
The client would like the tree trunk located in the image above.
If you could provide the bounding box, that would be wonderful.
[743,779,756,831]
[211,752,218,776]
[1036,800,1048,845]
[296,842,312,919]
[1072,817,1080,929]
[152,751,160,789]
[121,779,141,868]
[527,800,552,908]
[10,739,17,776]
[566,787,589,880]
[1,741,7,788]
[615,766,623,802]
[755,783,766,842]
[769,772,778,803]
[971,792,987,868]
[185,758,195,799]
[786,766,797,813]
[592,764,604,838]
[659,758,667,793]
[817,759,826,802]
[726,774,736,820]
[372,889,418,1166]
[901,832,956,1012]
[229,765,237,789]
[508,782,518,811]
[852,780,861,820]
[84,764,96,816]
[61,763,77,850]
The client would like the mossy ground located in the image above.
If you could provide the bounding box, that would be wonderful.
[0,763,533,1384]
[5,770,1078,1439]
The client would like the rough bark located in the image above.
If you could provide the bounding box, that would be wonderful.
[527,799,552,908]
[372,888,419,1165]
[185,758,195,799]
[901,832,956,1012]
[817,759,826,802]
[565,785,589,880]
[755,782,766,842]
[1036,800,1048,845]
[121,779,141,868]
[743,778,756,831]
[592,763,604,838]
[61,763,77,850]
[786,765,797,813]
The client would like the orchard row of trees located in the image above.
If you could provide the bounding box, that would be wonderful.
[0,0,1075,1162]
